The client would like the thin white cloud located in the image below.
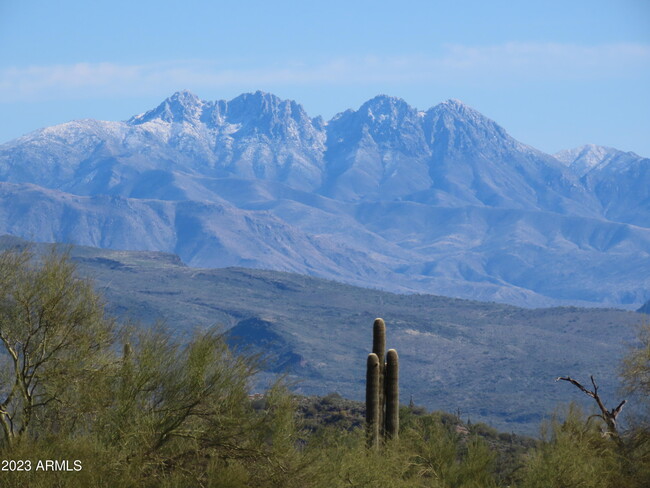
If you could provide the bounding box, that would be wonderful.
[439,42,650,79]
[1,42,648,102]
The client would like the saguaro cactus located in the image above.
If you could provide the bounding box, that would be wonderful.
[385,348,399,440]
[373,318,386,435]
[123,342,132,360]
[366,318,399,447]
[366,353,380,448]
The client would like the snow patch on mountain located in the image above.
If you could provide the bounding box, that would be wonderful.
[555,144,645,177]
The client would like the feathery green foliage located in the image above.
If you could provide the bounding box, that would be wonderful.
[0,247,114,447]
[621,321,650,426]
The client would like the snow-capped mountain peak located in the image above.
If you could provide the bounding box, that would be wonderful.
[0,92,648,309]
[428,99,503,131]
[423,98,520,156]
[555,144,644,177]
[129,90,204,125]
[359,94,411,113]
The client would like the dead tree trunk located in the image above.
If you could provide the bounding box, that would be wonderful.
[556,375,626,439]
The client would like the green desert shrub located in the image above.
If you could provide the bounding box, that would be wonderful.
[8,246,650,487]
[0,248,308,487]
[0,247,115,448]
[517,403,636,488]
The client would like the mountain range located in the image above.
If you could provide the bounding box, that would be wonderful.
[0,91,648,307]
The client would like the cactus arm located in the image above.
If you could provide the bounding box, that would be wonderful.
[385,348,399,440]
[366,353,380,448]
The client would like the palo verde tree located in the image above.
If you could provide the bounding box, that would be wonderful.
[619,320,650,484]
[519,323,650,488]
[0,247,114,447]
[621,320,650,424]
[0,246,309,486]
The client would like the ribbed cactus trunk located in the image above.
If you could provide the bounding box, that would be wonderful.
[385,349,399,440]
[123,342,132,360]
[366,353,380,449]
[372,318,386,437]
[365,318,399,448]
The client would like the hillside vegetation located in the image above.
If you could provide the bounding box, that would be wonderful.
[0,235,643,434]
[0,246,648,487]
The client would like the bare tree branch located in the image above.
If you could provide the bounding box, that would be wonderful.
[556,375,626,439]
[612,400,627,418]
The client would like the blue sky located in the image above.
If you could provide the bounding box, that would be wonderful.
[1,0,649,155]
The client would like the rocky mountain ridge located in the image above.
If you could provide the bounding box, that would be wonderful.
[0,91,648,307]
